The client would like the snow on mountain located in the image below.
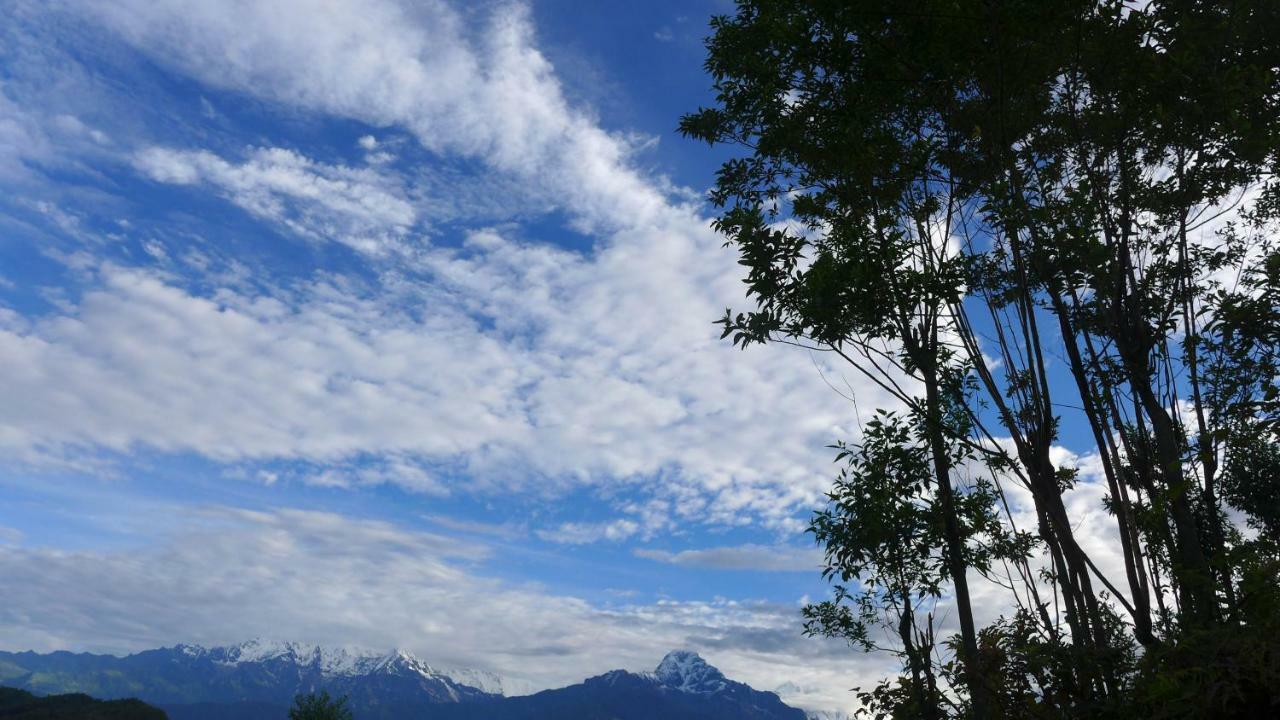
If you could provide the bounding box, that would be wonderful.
[177,639,365,674]
[1,643,811,720]
[653,649,729,694]
[439,666,537,697]
[804,712,855,720]
[175,639,529,695]
[775,680,855,720]
[221,639,315,664]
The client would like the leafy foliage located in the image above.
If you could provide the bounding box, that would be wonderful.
[684,0,1280,717]
[289,691,352,720]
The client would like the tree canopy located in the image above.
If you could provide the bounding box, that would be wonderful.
[683,1,1280,717]
[288,691,353,720]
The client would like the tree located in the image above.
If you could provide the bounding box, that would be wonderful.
[804,410,1028,720]
[682,0,1280,716]
[289,691,353,720]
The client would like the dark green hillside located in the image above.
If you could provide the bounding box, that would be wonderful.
[0,687,168,720]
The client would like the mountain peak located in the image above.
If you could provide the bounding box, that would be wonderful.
[657,649,703,664]
[207,639,373,675]
[654,649,727,694]
[152,641,543,697]
[1,644,808,719]
[228,638,313,660]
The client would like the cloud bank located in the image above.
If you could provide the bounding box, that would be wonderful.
[0,505,886,713]
[0,0,897,532]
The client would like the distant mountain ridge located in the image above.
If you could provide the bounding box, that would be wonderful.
[0,641,809,719]
[173,640,524,695]
[0,639,493,711]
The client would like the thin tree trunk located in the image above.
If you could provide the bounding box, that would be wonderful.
[920,361,993,720]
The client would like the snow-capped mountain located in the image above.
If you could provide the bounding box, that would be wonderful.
[180,640,408,677]
[0,642,808,719]
[498,650,806,720]
[174,639,532,696]
[774,681,855,720]
[0,639,500,718]
[433,665,535,697]
[803,711,855,720]
[652,649,730,693]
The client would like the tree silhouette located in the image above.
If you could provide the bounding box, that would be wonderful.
[683,0,1280,716]
[288,691,353,720]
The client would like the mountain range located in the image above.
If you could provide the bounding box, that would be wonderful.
[0,640,817,719]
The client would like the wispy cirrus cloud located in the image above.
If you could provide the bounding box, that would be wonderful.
[635,544,824,573]
[70,0,675,232]
[0,1,896,532]
[134,146,416,255]
[0,526,23,546]
[537,519,644,545]
[0,250,871,529]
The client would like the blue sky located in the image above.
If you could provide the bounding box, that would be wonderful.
[0,3,1152,715]
[0,0,914,713]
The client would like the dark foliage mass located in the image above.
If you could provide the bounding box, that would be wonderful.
[289,691,353,720]
[0,687,167,720]
[682,1,1280,718]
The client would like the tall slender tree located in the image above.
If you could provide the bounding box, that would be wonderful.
[683,1,1280,716]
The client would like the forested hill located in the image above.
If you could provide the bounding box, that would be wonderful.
[0,687,167,720]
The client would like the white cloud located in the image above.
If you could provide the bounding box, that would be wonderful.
[0,42,130,189]
[0,82,61,181]
[134,146,416,255]
[947,442,1138,633]
[0,506,879,714]
[0,526,23,545]
[74,0,667,234]
[537,519,642,545]
[303,458,450,496]
[7,0,893,533]
[0,255,880,529]
[420,514,527,540]
[635,544,824,573]
[1,0,895,528]
[0,264,521,463]
[51,114,109,146]
[0,0,1162,714]
[13,0,1141,651]
[0,0,904,533]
